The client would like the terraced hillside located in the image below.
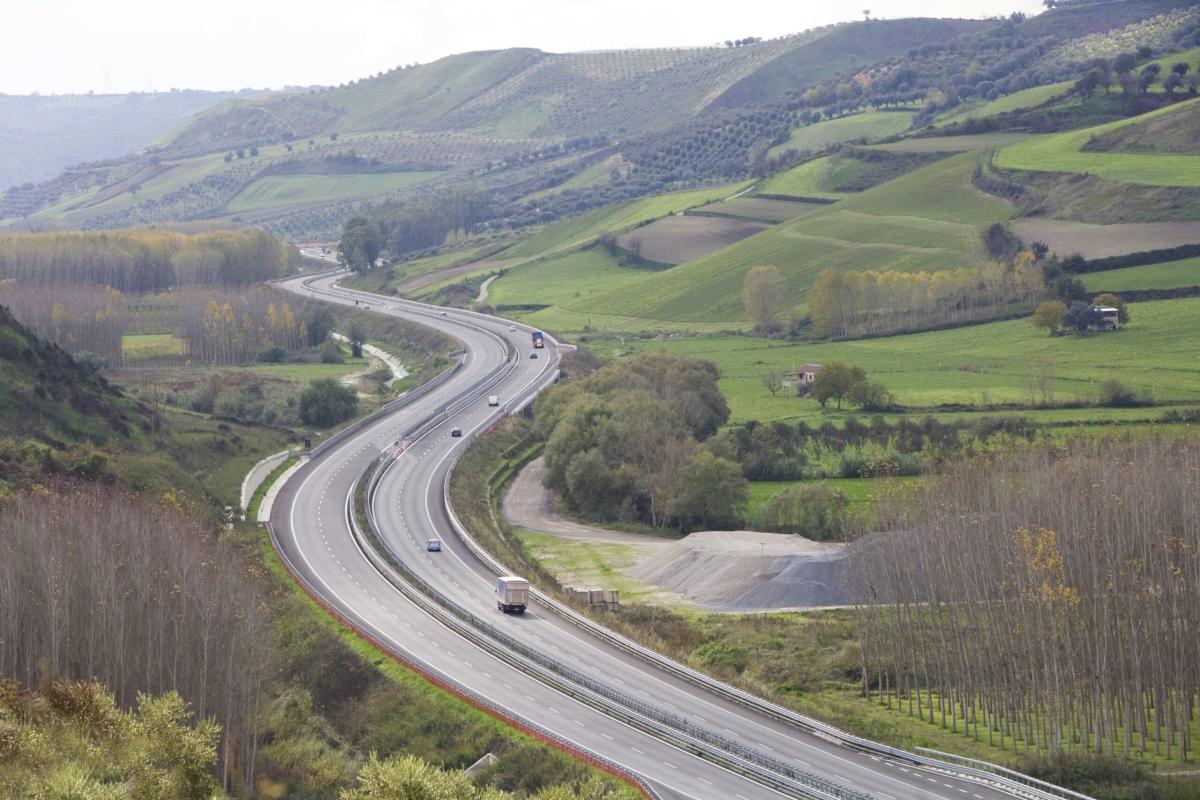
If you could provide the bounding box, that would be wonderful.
[499,150,1012,331]
[154,20,978,155]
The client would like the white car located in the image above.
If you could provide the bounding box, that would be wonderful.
[488,395,500,407]
[509,325,516,332]
[439,311,447,316]
[426,538,442,552]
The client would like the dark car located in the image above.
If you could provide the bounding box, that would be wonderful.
[450,427,462,437]
[529,352,538,359]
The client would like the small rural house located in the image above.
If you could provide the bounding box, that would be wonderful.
[1089,306,1121,332]
[783,364,822,394]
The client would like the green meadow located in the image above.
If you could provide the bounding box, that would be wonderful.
[616,296,1200,423]
[994,98,1200,185]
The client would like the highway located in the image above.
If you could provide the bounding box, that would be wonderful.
[269,267,1056,800]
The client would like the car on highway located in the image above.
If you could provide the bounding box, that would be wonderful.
[529,352,538,359]
[450,426,462,437]
[509,325,516,332]
[439,310,447,316]
[426,538,442,552]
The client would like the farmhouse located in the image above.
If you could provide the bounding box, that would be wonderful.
[783,364,822,392]
[1089,306,1121,332]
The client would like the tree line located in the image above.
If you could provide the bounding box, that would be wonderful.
[807,252,1044,339]
[359,187,494,259]
[720,413,1035,481]
[0,483,271,791]
[854,437,1200,761]
[0,228,288,293]
[177,286,310,365]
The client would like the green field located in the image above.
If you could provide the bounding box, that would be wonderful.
[228,171,439,211]
[1082,256,1200,292]
[867,132,1032,154]
[755,157,852,200]
[551,151,1012,329]
[768,111,915,158]
[500,182,752,260]
[994,98,1200,185]
[746,476,918,515]
[121,333,185,360]
[935,80,1073,127]
[616,296,1200,423]
[486,248,655,313]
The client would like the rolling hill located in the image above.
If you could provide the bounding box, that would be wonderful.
[154,20,981,155]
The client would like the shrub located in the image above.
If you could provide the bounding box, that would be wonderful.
[757,482,851,540]
[318,340,343,364]
[256,346,287,363]
[1098,379,1150,408]
[299,379,358,427]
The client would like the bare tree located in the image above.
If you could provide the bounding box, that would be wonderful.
[762,370,784,397]
[854,438,1200,761]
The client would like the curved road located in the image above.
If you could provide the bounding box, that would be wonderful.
[271,270,1031,800]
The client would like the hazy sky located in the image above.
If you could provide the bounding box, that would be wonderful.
[5,0,1047,95]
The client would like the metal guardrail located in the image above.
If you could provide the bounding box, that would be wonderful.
[358,447,865,800]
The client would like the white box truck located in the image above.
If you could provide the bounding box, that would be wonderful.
[497,576,529,614]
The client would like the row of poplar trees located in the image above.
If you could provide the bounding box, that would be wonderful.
[854,437,1200,761]
[0,228,288,293]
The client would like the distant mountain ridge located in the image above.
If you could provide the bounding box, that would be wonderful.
[0,90,241,189]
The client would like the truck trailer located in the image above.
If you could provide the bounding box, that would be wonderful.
[497,576,529,614]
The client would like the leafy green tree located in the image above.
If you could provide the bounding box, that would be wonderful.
[565,447,632,518]
[811,361,866,409]
[1050,276,1085,300]
[339,217,383,272]
[1092,292,1129,323]
[347,322,367,358]
[1031,299,1066,335]
[299,378,358,427]
[847,379,895,411]
[670,449,748,530]
[1062,301,1103,334]
[758,482,851,540]
[741,264,789,333]
[306,306,335,346]
[340,754,506,800]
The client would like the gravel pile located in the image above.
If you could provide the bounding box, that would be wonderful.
[629,530,868,610]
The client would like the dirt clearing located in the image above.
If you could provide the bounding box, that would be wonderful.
[504,458,863,610]
[1011,218,1200,259]
[616,215,770,265]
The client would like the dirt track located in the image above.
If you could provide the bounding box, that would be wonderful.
[503,458,665,547]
